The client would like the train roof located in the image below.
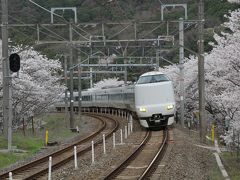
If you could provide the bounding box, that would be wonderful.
[140,71,165,77]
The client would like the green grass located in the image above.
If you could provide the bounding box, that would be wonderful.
[221,152,240,180]
[0,134,44,168]
[0,113,81,169]
[209,154,225,180]
[0,134,43,152]
[198,134,229,180]
[0,153,27,168]
[41,113,79,142]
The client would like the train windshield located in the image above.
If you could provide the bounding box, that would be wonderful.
[136,74,169,84]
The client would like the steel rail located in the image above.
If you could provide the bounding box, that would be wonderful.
[0,113,118,180]
[24,113,119,180]
[104,130,151,179]
[139,129,168,179]
[26,113,119,180]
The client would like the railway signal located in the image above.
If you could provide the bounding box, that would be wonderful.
[9,53,20,72]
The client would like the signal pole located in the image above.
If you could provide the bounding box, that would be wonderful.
[198,0,206,143]
[2,0,13,150]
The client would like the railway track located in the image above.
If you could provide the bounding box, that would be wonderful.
[0,113,119,180]
[104,129,168,179]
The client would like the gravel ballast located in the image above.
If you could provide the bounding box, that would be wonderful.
[1,113,219,180]
[154,125,217,180]
[48,122,218,180]
[44,115,145,180]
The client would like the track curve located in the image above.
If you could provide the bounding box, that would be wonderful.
[0,113,119,180]
[103,129,168,180]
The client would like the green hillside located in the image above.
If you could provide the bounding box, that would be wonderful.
[4,0,240,85]
[6,0,239,49]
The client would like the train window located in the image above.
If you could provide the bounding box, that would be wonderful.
[109,93,122,101]
[102,94,108,100]
[126,93,134,101]
[96,95,101,101]
[124,93,134,102]
[82,95,91,101]
[137,74,169,84]
[96,94,108,101]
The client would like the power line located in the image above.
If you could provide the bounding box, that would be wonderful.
[8,15,66,41]
[28,0,65,20]
[7,15,91,57]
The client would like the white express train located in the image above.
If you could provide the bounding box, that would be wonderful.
[56,71,176,128]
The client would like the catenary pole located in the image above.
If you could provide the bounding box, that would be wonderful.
[90,67,93,88]
[78,50,82,117]
[2,0,13,151]
[198,0,206,143]
[156,49,160,70]
[179,18,185,127]
[69,21,75,129]
[123,49,127,85]
[64,55,68,128]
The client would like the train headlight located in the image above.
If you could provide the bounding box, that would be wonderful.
[166,104,174,110]
[139,107,147,112]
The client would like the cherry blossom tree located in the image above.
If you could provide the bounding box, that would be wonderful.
[0,44,66,126]
[227,0,240,3]
[206,9,240,144]
[92,77,126,89]
[160,9,240,144]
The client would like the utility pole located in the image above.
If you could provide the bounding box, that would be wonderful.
[69,21,75,129]
[124,64,127,84]
[90,67,93,88]
[156,49,160,70]
[123,49,127,84]
[77,51,82,117]
[2,0,13,151]
[64,55,68,128]
[179,18,185,127]
[198,0,206,142]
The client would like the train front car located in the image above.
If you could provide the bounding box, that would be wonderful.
[134,71,175,129]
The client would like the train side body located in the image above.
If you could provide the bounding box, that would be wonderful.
[55,71,175,129]
[87,85,135,110]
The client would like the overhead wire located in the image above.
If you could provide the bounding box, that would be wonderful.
[7,16,63,56]
[28,0,66,21]
[72,28,90,41]
[135,0,202,61]
[115,0,132,21]
[73,24,92,38]
[26,0,96,56]
[28,0,95,42]
[102,1,137,66]
[105,1,173,74]
[8,12,91,57]
[40,25,67,41]
[105,0,163,69]
[8,15,66,41]
[9,0,198,74]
